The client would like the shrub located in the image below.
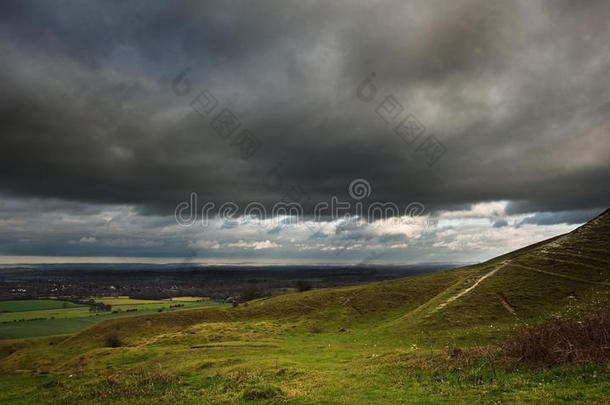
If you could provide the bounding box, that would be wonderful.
[89,303,112,313]
[241,288,262,302]
[295,280,312,292]
[104,334,123,348]
[502,304,610,365]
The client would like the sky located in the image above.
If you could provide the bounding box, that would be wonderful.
[0,0,608,265]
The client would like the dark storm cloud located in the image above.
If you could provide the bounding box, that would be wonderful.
[0,0,609,216]
[517,208,605,226]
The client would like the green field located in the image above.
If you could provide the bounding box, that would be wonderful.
[0,210,609,403]
[88,297,168,306]
[165,296,209,302]
[0,299,83,312]
[0,297,228,339]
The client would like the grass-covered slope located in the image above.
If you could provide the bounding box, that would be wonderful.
[0,209,608,403]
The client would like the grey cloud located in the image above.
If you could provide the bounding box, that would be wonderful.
[517,209,604,226]
[493,219,508,228]
[0,0,608,221]
[0,193,585,263]
[307,231,327,240]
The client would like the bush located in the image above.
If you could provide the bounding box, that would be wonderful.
[104,334,123,348]
[241,288,262,302]
[295,280,312,292]
[502,304,610,365]
[89,303,112,313]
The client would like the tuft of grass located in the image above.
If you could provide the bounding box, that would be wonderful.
[82,368,179,400]
[241,383,283,400]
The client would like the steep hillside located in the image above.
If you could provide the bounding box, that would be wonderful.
[416,209,610,334]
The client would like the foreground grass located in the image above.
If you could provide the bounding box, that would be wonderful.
[1,270,608,403]
[0,321,608,404]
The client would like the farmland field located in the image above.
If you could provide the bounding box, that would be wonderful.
[88,296,167,306]
[0,297,228,339]
[0,299,83,312]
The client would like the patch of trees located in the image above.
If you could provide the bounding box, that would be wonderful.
[240,288,263,302]
[295,280,312,292]
[88,302,112,312]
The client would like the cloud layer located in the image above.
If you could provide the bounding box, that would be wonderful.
[0,195,599,264]
[0,1,608,261]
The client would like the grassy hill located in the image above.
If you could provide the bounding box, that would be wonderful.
[0,210,608,403]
